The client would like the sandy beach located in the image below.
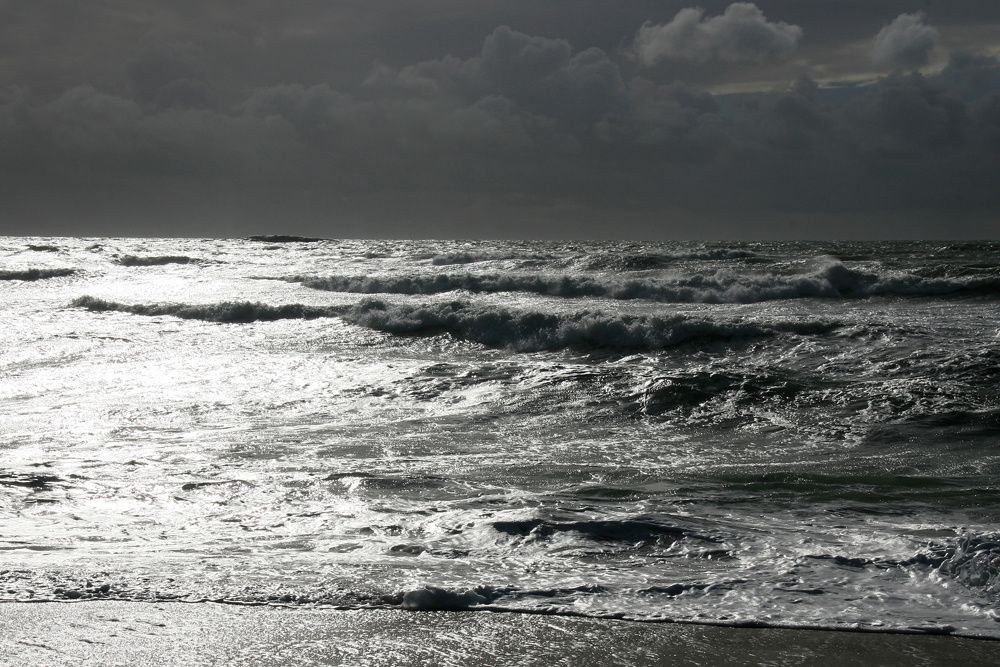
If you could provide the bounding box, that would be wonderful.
[2,602,997,666]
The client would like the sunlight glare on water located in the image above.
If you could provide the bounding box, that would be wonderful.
[1,237,998,637]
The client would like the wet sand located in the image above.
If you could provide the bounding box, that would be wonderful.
[1,602,997,666]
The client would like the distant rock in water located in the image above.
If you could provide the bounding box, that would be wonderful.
[0,268,76,281]
[246,235,326,243]
[26,244,62,252]
[116,255,196,267]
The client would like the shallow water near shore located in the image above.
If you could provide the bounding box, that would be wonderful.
[3,603,998,667]
[1,237,998,637]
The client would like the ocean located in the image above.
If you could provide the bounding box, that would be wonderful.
[1,237,998,638]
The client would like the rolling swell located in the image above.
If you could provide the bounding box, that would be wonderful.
[70,296,839,351]
[71,296,341,323]
[430,251,552,265]
[116,254,199,266]
[630,369,807,416]
[0,268,76,281]
[288,259,1000,303]
[246,235,325,243]
[490,517,715,544]
[581,248,762,271]
[292,273,615,298]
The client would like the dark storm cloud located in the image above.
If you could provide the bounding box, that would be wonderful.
[127,41,216,109]
[1,2,999,238]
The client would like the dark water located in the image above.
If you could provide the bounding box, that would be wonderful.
[1,238,998,637]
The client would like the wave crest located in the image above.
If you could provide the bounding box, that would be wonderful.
[289,259,1000,303]
[339,299,837,352]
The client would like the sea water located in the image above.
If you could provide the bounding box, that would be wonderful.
[1,237,998,637]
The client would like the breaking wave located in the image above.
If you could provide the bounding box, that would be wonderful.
[932,533,1000,595]
[337,300,837,352]
[289,259,1000,303]
[0,268,76,281]
[116,255,198,267]
[70,296,839,351]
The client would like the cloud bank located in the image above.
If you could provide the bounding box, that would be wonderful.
[0,3,999,238]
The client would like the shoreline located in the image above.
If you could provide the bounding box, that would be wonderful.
[6,595,1000,642]
[3,602,997,666]
[5,597,998,642]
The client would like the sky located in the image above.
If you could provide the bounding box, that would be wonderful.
[1,1,999,239]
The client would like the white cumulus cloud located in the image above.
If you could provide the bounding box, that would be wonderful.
[634,2,803,67]
[872,12,940,70]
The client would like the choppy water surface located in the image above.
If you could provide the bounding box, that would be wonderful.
[1,237,998,636]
